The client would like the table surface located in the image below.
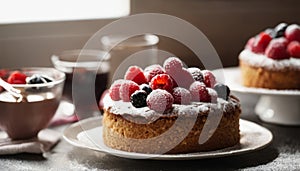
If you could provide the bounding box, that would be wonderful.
[1,112,300,171]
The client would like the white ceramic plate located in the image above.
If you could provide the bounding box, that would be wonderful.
[63,117,273,160]
[214,67,300,125]
[213,67,300,96]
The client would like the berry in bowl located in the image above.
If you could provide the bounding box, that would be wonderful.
[0,68,65,140]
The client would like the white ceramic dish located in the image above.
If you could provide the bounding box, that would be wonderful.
[214,67,300,125]
[63,117,273,160]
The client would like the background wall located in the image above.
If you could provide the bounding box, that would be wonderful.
[0,0,299,69]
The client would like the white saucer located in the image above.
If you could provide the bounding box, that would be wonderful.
[214,67,300,125]
[63,117,273,160]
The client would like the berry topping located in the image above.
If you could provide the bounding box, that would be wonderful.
[251,32,272,54]
[207,88,218,103]
[0,69,8,78]
[245,37,255,50]
[202,70,216,88]
[187,67,204,82]
[26,74,53,84]
[172,87,192,105]
[163,57,183,73]
[7,71,27,84]
[124,66,147,85]
[139,84,152,95]
[213,83,230,100]
[287,41,300,58]
[189,81,211,102]
[119,80,140,102]
[265,38,290,60]
[130,90,148,108]
[171,69,195,89]
[285,24,300,42]
[272,23,288,38]
[109,79,125,101]
[146,89,174,113]
[144,64,165,82]
[150,74,173,92]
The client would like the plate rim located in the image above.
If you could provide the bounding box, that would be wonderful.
[214,67,300,96]
[63,116,273,160]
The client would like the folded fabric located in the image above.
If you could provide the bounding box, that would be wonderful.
[0,129,60,155]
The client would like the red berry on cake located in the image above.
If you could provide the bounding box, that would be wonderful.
[207,88,218,103]
[7,71,27,84]
[124,66,147,85]
[150,74,173,92]
[285,24,300,42]
[202,70,216,88]
[265,38,290,60]
[172,87,192,105]
[109,79,125,101]
[146,89,174,113]
[171,68,195,89]
[245,37,255,50]
[163,57,183,73]
[119,80,140,102]
[144,64,165,82]
[189,81,211,102]
[251,32,272,54]
[287,41,300,58]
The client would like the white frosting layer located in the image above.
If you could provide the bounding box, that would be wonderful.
[103,94,239,123]
[239,49,300,70]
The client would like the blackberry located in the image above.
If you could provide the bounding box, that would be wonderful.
[273,23,288,38]
[187,67,204,82]
[27,74,53,84]
[130,90,148,108]
[139,84,152,95]
[213,83,230,100]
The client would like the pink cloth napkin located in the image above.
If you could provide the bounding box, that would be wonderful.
[0,129,60,155]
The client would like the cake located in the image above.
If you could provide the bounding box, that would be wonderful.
[103,57,241,154]
[239,23,300,90]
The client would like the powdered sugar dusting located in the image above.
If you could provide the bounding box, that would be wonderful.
[239,49,300,70]
[103,93,239,121]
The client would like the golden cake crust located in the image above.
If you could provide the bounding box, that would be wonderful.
[240,60,300,90]
[102,96,241,154]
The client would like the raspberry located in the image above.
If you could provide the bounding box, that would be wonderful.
[150,74,173,92]
[189,81,211,102]
[144,64,165,82]
[202,70,216,88]
[172,87,191,105]
[109,79,125,101]
[187,67,204,82]
[287,41,300,58]
[130,90,148,108]
[245,37,255,50]
[146,89,174,113]
[139,84,152,95]
[0,69,8,78]
[119,80,140,102]
[251,32,272,54]
[169,68,195,89]
[124,66,147,85]
[207,88,218,103]
[285,24,300,42]
[163,57,183,73]
[213,83,230,100]
[7,71,27,84]
[265,38,290,60]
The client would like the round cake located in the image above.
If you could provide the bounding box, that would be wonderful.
[103,57,241,154]
[239,23,300,90]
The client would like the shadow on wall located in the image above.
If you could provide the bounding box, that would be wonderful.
[0,0,299,68]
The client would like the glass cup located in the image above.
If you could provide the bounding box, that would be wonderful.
[100,34,159,83]
[51,49,110,118]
